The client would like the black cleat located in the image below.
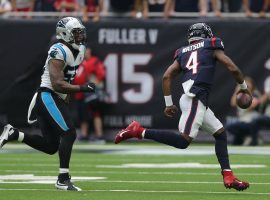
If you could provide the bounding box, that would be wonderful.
[55,176,82,191]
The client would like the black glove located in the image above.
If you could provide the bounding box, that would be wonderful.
[80,82,96,93]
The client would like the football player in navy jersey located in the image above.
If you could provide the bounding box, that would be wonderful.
[0,17,95,191]
[115,23,251,191]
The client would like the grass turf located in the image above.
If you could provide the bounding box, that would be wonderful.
[0,144,269,200]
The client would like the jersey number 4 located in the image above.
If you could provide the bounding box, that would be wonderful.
[185,51,198,74]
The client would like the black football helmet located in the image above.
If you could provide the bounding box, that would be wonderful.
[187,23,213,43]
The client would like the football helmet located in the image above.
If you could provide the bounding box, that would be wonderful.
[187,23,213,43]
[56,17,86,50]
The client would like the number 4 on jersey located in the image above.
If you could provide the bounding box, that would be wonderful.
[185,51,198,74]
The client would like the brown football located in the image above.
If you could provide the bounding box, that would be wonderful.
[236,92,252,109]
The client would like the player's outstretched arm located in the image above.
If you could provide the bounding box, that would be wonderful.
[214,50,244,84]
[49,59,95,94]
[214,50,251,95]
[162,60,181,118]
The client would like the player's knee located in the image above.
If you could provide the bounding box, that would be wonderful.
[62,128,77,143]
[46,146,58,155]
[178,142,190,149]
[175,134,191,149]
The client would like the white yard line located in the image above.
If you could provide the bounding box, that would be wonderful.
[2,144,270,155]
[0,188,269,195]
[0,179,269,185]
[1,169,270,176]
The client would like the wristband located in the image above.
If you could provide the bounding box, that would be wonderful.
[164,95,173,107]
[239,80,248,90]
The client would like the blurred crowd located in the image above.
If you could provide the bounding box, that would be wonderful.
[1,0,270,20]
[227,77,270,146]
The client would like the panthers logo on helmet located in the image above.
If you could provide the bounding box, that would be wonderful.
[57,18,70,28]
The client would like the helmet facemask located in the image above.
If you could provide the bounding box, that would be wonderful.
[71,28,86,46]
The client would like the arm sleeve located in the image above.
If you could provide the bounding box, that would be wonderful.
[210,37,225,51]
[48,44,67,63]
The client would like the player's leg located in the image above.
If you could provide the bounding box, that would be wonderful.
[38,92,81,191]
[115,94,205,149]
[0,93,60,154]
[201,108,249,191]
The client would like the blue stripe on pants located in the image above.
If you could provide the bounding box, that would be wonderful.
[184,98,198,135]
[41,92,69,131]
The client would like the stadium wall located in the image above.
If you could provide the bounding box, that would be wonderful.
[0,18,270,129]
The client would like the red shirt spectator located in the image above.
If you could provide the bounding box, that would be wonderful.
[85,0,98,12]
[11,0,34,12]
[82,0,102,22]
[54,0,78,12]
[74,48,106,100]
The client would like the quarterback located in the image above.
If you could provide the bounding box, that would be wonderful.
[115,23,251,191]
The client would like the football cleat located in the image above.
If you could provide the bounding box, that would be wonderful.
[55,176,82,191]
[222,170,249,191]
[0,124,17,148]
[114,121,145,144]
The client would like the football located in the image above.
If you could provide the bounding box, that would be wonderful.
[236,92,252,109]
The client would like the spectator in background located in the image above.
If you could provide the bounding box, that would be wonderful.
[174,0,199,12]
[11,0,35,12]
[0,0,12,14]
[82,0,102,22]
[110,0,134,15]
[54,0,78,12]
[243,0,269,17]
[199,0,222,17]
[227,77,261,145]
[225,0,242,12]
[142,0,170,18]
[73,48,106,142]
[248,79,270,145]
[37,0,56,11]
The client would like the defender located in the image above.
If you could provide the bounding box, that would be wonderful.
[0,17,95,191]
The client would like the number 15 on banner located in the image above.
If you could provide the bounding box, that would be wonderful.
[104,54,153,104]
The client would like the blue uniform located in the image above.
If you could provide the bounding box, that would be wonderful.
[174,37,224,106]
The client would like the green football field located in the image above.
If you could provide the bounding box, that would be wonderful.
[0,143,269,200]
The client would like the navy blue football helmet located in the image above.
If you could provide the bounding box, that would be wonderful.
[187,23,213,43]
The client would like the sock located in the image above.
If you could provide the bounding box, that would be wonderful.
[18,132,24,142]
[58,130,76,171]
[144,129,190,149]
[214,131,231,170]
[8,128,19,141]
[142,130,146,138]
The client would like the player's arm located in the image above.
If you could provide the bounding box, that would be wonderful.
[49,59,95,94]
[162,60,181,118]
[214,50,251,95]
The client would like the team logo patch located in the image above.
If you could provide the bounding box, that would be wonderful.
[50,50,58,58]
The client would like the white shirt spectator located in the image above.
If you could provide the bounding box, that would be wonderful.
[0,0,12,13]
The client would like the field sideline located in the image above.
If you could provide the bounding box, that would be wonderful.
[0,143,269,200]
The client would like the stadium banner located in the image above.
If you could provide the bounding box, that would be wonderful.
[0,19,270,129]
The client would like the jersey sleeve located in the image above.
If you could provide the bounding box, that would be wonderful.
[173,48,182,63]
[48,44,67,63]
[209,37,224,51]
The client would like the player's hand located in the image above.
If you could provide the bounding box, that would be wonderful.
[80,82,96,93]
[164,105,178,118]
